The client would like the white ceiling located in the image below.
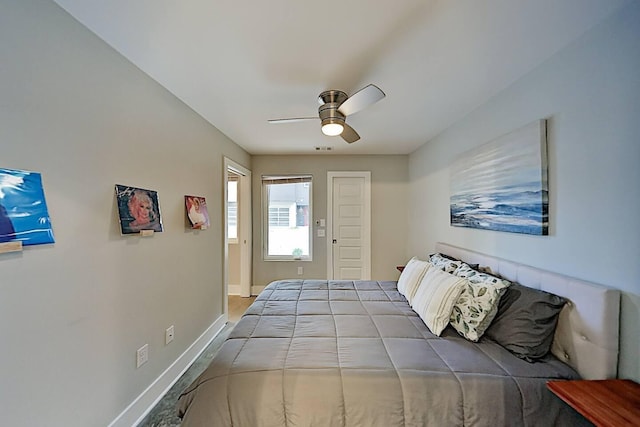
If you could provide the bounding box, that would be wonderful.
[53,0,627,155]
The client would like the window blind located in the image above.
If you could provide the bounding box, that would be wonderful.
[262,175,312,184]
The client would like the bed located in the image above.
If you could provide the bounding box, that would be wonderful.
[177,243,620,426]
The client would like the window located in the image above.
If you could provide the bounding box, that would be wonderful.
[227,177,238,243]
[262,175,312,260]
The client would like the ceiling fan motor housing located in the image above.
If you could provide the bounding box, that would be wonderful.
[318,90,348,105]
[318,90,347,128]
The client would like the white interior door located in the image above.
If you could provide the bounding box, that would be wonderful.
[327,172,371,280]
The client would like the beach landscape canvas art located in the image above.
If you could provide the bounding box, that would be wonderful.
[0,168,55,246]
[115,185,163,235]
[450,120,548,235]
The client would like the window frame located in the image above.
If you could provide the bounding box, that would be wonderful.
[227,177,239,244]
[262,175,313,261]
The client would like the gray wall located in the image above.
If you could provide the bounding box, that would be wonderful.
[407,2,640,381]
[228,242,241,287]
[252,155,409,286]
[0,2,249,426]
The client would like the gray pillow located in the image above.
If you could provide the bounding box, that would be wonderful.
[484,283,566,362]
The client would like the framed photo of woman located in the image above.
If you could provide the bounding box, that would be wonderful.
[185,195,210,229]
[115,185,163,235]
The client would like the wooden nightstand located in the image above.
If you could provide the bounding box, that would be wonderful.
[547,379,640,426]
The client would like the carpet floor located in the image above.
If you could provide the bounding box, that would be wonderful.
[137,322,234,426]
[137,296,255,426]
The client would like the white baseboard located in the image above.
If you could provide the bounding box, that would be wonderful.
[251,285,265,295]
[108,314,228,427]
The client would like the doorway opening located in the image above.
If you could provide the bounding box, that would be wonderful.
[224,158,252,319]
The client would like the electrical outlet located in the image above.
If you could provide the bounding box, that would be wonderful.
[165,325,174,345]
[136,344,149,368]
[297,266,303,275]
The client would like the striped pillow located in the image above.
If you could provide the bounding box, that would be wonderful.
[411,267,467,336]
[396,257,431,304]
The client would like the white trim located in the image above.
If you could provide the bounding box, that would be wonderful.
[238,166,252,297]
[108,315,228,427]
[262,175,313,262]
[326,171,371,280]
[228,284,241,295]
[224,158,252,300]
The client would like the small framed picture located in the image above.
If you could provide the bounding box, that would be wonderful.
[115,185,163,235]
[185,195,210,229]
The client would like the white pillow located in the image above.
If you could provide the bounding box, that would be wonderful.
[396,257,431,303]
[411,267,467,336]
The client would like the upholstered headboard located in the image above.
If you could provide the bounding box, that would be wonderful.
[435,242,620,380]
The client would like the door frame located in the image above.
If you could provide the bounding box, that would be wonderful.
[224,158,252,318]
[326,171,371,280]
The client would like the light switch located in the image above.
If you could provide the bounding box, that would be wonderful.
[319,219,326,227]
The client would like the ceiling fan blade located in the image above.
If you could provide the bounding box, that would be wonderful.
[337,84,385,117]
[268,117,318,124]
[340,123,360,144]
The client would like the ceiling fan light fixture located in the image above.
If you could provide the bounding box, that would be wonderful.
[269,84,385,144]
[321,121,344,136]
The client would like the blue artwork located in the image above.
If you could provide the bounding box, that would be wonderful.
[450,120,548,235]
[0,168,55,245]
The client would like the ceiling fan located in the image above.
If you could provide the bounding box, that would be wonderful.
[268,84,385,144]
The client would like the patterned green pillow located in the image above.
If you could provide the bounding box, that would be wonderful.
[429,253,463,274]
[454,263,511,286]
[449,263,511,342]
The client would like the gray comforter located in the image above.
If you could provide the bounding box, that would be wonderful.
[178,280,585,426]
